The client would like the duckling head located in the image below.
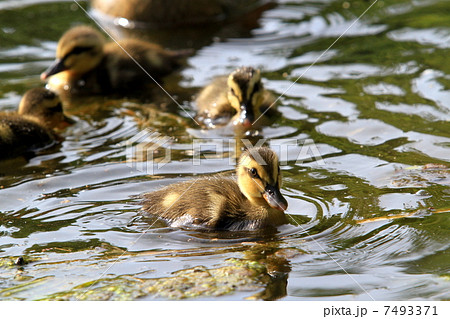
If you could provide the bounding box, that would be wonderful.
[41,25,105,80]
[237,147,288,211]
[227,67,265,128]
[18,88,72,129]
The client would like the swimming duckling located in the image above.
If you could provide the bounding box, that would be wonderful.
[141,147,288,230]
[91,0,272,29]
[0,88,72,159]
[41,25,192,96]
[195,67,277,129]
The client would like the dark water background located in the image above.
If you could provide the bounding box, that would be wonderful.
[0,0,449,300]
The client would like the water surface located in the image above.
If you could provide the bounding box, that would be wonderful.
[0,0,449,300]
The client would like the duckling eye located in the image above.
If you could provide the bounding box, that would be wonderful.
[67,46,93,58]
[249,168,259,178]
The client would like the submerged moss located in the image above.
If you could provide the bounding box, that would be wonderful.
[41,258,270,300]
[0,258,16,269]
[0,276,52,299]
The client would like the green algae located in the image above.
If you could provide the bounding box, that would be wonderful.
[0,276,53,299]
[0,257,17,269]
[40,258,270,300]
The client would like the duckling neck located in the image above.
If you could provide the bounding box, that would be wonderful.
[247,195,268,208]
[245,196,287,226]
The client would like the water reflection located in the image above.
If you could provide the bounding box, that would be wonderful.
[0,0,449,301]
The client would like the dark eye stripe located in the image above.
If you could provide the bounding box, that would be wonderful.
[47,102,63,113]
[65,46,94,59]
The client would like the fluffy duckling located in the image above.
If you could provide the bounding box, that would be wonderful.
[141,147,288,231]
[41,25,192,96]
[91,0,272,28]
[0,88,71,159]
[195,67,277,129]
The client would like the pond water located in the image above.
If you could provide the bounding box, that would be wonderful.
[0,0,449,301]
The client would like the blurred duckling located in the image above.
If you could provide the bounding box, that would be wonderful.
[0,88,72,159]
[141,147,288,230]
[195,67,277,129]
[41,25,192,96]
[91,0,272,29]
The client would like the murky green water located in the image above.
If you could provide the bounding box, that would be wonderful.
[0,0,449,300]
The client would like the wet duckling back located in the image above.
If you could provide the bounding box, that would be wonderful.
[141,147,288,231]
[196,67,277,129]
[91,0,271,28]
[41,25,192,96]
[0,88,69,159]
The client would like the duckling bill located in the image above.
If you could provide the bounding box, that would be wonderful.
[41,25,192,96]
[141,147,288,231]
[0,88,72,159]
[195,67,278,129]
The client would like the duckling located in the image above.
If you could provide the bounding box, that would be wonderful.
[195,67,277,129]
[0,88,71,159]
[90,0,273,29]
[141,147,288,231]
[40,25,192,96]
